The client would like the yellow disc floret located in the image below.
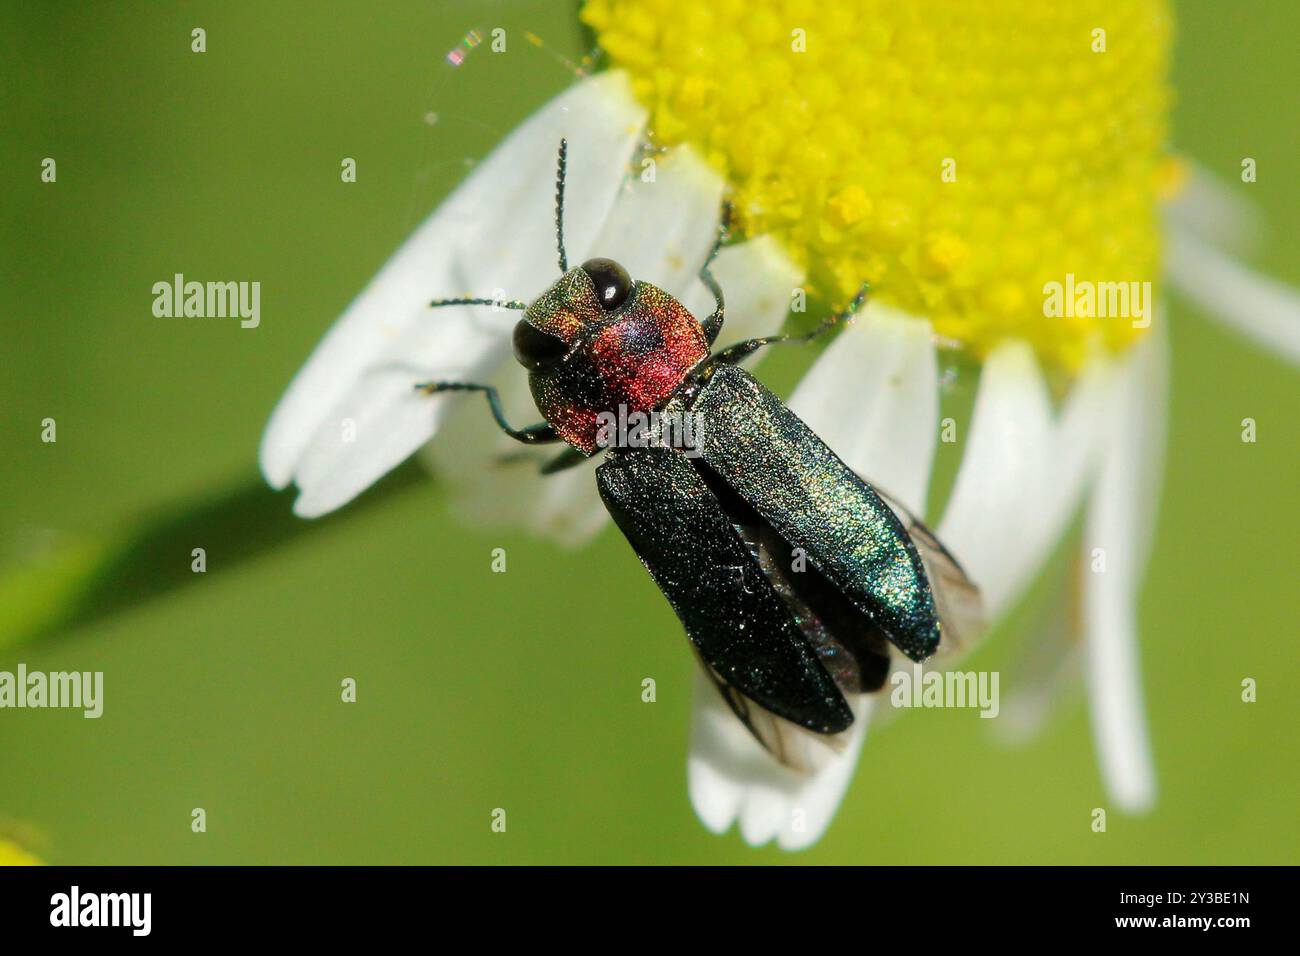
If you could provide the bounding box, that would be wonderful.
[582,0,1174,373]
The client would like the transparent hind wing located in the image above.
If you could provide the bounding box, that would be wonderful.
[696,657,851,774]
[872,486,987,658]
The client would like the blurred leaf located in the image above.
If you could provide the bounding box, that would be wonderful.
[0,462,429,652]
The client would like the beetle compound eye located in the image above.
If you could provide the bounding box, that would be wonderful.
[580,258,632,311]
[512,320,569,372]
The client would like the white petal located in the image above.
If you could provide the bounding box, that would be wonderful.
[1161,162,1261,257]
[1082,321,1167,812]
[687,308,945,850]
[590,147,725,299]
[775,701,871,851]
[989,565,1082,745]
[939,342,1112,617]
[290,360,480,519]
[937,344,1050,614]
[428,206,803,547]
[260,71,648,516]
[422,366,609,546]
[787,305,938,514]
[1165,228,1300,366]
[681,233,805,348]
[686,677,752,835]
[687,670,872,850]
[995,665,1076,744]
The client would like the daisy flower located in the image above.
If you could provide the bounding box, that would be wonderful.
[260,0,1300,850]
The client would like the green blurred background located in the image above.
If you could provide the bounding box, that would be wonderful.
[1,0,1296,864]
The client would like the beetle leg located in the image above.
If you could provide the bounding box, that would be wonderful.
[413,381,560,444]
[707,283,870,367]
[698,200,733,345]
[539,446,590,475]
[492,446,588,472]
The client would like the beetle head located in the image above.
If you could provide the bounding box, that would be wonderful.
[512,258,633,371]
[511,258,708,455]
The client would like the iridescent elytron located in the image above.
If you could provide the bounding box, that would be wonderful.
[418,141,983,769]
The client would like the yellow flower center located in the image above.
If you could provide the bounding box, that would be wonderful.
[581,0,1174,373]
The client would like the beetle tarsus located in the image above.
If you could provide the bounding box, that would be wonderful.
[707,282,871,367]
[539,446,589,475]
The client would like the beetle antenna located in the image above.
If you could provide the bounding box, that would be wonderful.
[428,296,528,310]
[554,138,569,274]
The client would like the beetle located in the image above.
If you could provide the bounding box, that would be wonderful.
[417,140,983,770]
